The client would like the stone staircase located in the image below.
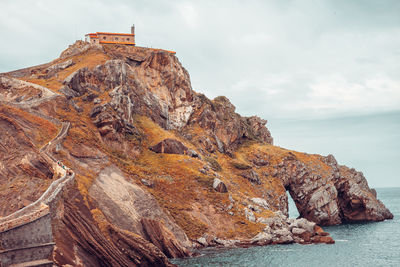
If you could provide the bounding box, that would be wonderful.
[0,83,73,266]
[9,259,53,267]
[0,207,54,266]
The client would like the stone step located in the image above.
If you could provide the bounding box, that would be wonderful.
[0,243,55,267]
[0,212,52,249]
[9,259,53,267]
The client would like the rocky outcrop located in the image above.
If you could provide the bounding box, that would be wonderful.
[194,212,334,248]
[62,50,194,131]
[0,76,57,104]
[141,218,190,258]
[59,44,273,154]
[185,95,273,154]
[108,226,175,267]
[324,155,393,222]
[59,40,99,59]
[90,103,134,137]
[272,153,393,225]
[251,211,334,245]
[53,187,174,267]
[40,59,74,79]
[213,178,228,193]
[1,41,393,266]
[88,167,192,258]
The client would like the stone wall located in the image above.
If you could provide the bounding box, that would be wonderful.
[0,211,54,267]
[0,243,54,267]
[0,211,52,250]
[0,172,75,266]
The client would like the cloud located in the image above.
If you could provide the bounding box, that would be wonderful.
[0,0,399,186]
[0,0,399,119]
[287,74,400,116]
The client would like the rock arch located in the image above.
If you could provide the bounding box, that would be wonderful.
[275,154,392,226]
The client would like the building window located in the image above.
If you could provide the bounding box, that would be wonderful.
[127,38,130,41]
[103,36,106,40]
[115,37,119,40]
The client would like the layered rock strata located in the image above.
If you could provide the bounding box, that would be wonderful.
[0,41,393,266]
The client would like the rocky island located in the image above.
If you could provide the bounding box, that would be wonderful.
[0,41,393,266]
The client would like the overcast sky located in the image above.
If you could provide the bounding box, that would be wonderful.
[0,0,399,187]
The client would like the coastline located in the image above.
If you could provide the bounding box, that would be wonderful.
[172,187,399,266]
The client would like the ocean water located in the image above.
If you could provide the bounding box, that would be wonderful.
[172,188,400,267]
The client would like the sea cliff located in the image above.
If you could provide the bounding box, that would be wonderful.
[0,41,392,266]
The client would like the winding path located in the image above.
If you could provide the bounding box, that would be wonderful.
[0,76,75,267]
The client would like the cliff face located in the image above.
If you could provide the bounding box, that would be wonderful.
[0,103,57,217]
[0,41,392,266]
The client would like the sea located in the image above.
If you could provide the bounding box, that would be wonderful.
[172,187,400,267]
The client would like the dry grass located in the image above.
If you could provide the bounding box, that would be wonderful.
[24,49,110,92]
[8,45,339,242]
[0,105,59,148]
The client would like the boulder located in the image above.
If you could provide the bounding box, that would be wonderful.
[241,170,261,184]
[213,178,228,193]
[291,227,306,235]
[295,218,316,233]
[251,232,272,245]
[150,139,188,155]
[244,208,256,222]
[187,149,200,158]
[141,179,154,188]
[314,225,329,236]
[196,237,207,247]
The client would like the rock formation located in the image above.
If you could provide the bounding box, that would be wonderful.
[271,153,393,225]
[0,41,392,266]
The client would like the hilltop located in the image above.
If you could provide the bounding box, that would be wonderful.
[0,41,393,266]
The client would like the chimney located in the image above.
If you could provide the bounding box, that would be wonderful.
[131,24,135,35]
